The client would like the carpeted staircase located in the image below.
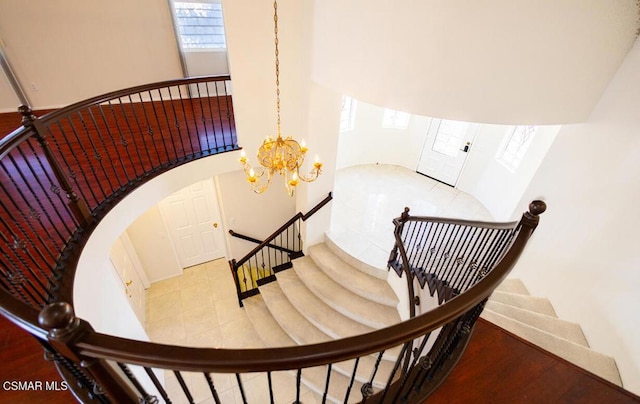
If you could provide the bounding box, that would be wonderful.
[243,240,402,403]
[482,279,622,386]
[243,238,623,400]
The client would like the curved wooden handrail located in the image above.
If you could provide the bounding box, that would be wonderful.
[0,75,232,159]
[34,75,232,125]
[0,71,545,402]
[0,74,237,308]
[0,287,47,340]
[72,209,537,373]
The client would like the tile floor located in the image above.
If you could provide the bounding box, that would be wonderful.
[329,164,493,270]
[143,163,493,403]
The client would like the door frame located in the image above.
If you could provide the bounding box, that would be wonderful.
[417,118,479,187]
[157,177,227,269]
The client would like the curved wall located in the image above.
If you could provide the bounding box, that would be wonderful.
[74,152,239,337]
[311,0,638,125]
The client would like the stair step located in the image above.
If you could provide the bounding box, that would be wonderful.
[481,310,622,386]
[243,294,297,347]
[253,282,398,392]
[495,278,529,295]
[259,281,332,345]
[309,243,399,308]
[299,365,365,404]
[325,233,388,280]
[293,256,401,329]
[276,269,376,338]
[483,301,588,347]
[490,291,557,317]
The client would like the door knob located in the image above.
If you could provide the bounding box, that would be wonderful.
[460,142,471,152]
[126,280,133,286]
[213,222,218,228]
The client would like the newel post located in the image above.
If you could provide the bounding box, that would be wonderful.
[38,302,139,403]
[519,200,547,231]
[19,105,93,227]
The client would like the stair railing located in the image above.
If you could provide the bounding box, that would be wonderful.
[388,208,522,318]
[0,75,236,309]
[0,74,547,402]
[0,201,545,404]
[0,75,237,400]
[228,192,333,306]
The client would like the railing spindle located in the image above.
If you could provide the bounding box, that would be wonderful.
[236,374,248,404]
[204,82,220,150]
[322,364,332,404]
[267,371,275,404]
[174,370,194,404]
[145,367,172,404]
[19,107,92,226]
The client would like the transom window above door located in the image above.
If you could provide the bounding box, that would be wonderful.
[172,1,227,49]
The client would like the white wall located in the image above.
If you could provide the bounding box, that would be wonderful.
[126,206,182,283]
[512,38,640,395]
[0,66,20,112]
[457,124,560,220]
[184,50,229,76]
[336,100,431,171]
[0,0,183,109]
[74,151,240,336]
[217,169,296,259]
[222,0,339,248]
[312,0,638,125]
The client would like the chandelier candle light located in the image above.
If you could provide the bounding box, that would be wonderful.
[239,0,322,196]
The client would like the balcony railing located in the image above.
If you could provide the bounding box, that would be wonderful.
[0,75,545,403]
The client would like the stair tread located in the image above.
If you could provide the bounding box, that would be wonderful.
[276,270,376,338]
[293,256,401,328]
[325,232,389,280]
[483,300,588,347]
[299,365,365,404]
[254,281,399,392]
[243,294,297,347]
[490,291,557,317]
[259,281,332,345]
[308,243,399,307]
[481,310,621,386]
[495,278,529,295]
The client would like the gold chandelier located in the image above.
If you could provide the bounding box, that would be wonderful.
[239,0,322,196]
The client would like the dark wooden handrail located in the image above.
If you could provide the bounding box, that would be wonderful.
[0,74,237,309]
[0,287,47,340]
[0,75,232,159]
[74,207,538,373]
[234,192,332,267]
[228,230,296,254]
[0,70,546,402]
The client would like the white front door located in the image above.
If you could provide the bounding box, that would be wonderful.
[110,234,147,324]
[417,119,479,186]
[158,178,225,269]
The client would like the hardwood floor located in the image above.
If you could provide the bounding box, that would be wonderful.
[1,314,637,403]
[429,320,639,404]
[0,315,73,404]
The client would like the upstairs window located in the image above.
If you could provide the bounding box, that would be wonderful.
[173,1,226,49]
[497,125,537,171]
[339,96,356,132]
[382,108,410,129]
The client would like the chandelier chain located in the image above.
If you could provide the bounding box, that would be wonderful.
[274,0,281,136]
[238,0,322,196]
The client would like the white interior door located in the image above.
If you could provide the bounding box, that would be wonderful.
[417,119,479,186]
[158,178,225,269]
[110,234,147,324]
